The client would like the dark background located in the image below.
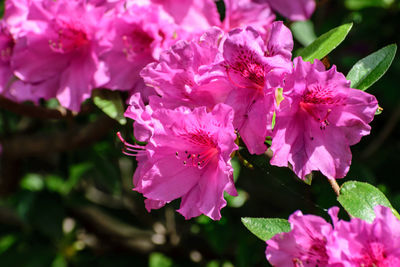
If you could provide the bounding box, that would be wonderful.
[0,0,399,266]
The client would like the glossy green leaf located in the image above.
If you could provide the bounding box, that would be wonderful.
[338,181,400,222]
[241,217,291,241]
[296,23,353,63]
[290,20,317,47]
[345,0,394,10]
[92,90,126,125]
[346,44,397,91]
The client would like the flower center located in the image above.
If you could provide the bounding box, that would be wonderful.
[122,28,154,60]
[302,84,341,105]
[308,238,329,263]
[300,84,344,129]
[49,21,89,53]
[226,49,265,91]
[176,130,219,169]
[354,242,399,267]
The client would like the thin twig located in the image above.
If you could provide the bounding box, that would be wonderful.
[328,178,341,197]
[70,205,155,253]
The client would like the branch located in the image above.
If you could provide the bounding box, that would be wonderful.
[1,114,116,159]
[0,95,93,119]
[70,205,155,253]
[0,115,116,195]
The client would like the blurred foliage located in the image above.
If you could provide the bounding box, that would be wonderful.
[1,1,400,266]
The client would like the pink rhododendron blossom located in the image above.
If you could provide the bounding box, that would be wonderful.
[11,0,111,111]
[264,21,293,60]
[266,206,400,266]
[151,0,220,34]
[266,208,337,266]
[213,25,292,154]
[151,0,276,35]
[222,0,275,34]
[87,0,122,10]
[270,57,378,180]
[142,25,292,155]
[141,27,233,109]
[327,206,400,266]
[123,94,238,220]
[256,0,316,21]
[100,1,178,92]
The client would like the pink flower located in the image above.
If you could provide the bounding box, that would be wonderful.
[100,1,179,92]
[141,27,233,110]
[266,208,337,266]
[327,206,400,266]
[10,0,111,111]
[3,0,32,36]
[122,94,238,220]
[151,0,220,34]
[214,25,292,154]
[222,0,275,33]
[142,25,292,155]
[256,0,316,21]
[270,57,378,180]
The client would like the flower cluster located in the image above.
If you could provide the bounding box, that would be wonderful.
[125,22,377,219]
[0,0,281,110]
[0,0,379,220]
[266,206,400,266]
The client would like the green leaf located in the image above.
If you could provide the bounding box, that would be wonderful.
[296,23,353,63]
[345,0,394,10]
[346,44,397,91]
[338,181,400,222]
[290,20,317,47]
[0,235,17,254]
[20,174,44,192]
[51,254,67,267]
[241,217,291,241]
[149,252,173,267]
[92,90,127,125]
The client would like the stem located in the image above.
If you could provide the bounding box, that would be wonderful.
[328,178,341,197]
